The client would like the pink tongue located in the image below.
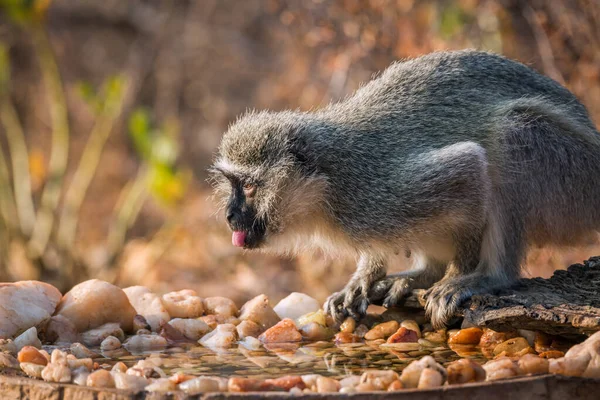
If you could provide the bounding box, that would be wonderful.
[232,231,247,247]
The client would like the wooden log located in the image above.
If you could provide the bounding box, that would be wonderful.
[384,257,600,337]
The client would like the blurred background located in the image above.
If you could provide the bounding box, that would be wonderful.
[0,0,598,305]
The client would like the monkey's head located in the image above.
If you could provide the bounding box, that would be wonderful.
[210,111,325,251]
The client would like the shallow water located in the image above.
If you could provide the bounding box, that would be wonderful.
[47,340,489,380]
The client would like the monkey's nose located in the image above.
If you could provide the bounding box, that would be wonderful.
[227,210,239,225]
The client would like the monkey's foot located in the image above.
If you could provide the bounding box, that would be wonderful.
[368,276,414,308]
[424,275,495,329]
[324,280,372,322]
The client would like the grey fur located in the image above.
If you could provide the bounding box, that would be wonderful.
[211,50,600,328]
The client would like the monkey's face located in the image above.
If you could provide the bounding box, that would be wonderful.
[211,111,321,250]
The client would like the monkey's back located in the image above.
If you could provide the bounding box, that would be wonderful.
[313,50,600,244]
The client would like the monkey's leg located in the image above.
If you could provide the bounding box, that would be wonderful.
[368,254,447,308]
[324,253,386,322]
[425,202,524,329]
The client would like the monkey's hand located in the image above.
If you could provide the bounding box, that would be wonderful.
[324,255,386,322]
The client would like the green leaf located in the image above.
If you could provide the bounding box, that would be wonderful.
[128,108,152,160]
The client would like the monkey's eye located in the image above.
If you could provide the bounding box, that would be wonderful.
[243,183,256,198]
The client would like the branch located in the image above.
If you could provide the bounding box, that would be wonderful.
[57,78,128,250]
[106,167,149,263]
[0,140,18,233]
[27,25,70,258]
[0,95,36,236]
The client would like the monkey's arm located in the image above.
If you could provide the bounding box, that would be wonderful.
[324,253,386,321]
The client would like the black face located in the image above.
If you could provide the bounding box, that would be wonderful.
[225,179,267,249]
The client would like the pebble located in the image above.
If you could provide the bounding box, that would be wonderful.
[145,378,177,392]
[20,362,45,378]
[273,292,320,321]
[13,327,42,350]
[56,279,135,332]
[199,323,237,348]
[87,369,115,388]
[17,346,47,366]
[387,327,419,343]
[162,289,204,318]
[123,286,170,332]
[203,297,238,318]
[446,358,486,384]
[123,334,168,351]
[0,281,62,339]
[447,327,483,345]
[364,321,399,340]
[70,342,100,359]
[236,319,262,339]
[100,335,122,351]
[518,353,549,375]
[179,376,222,393]
[239,294,280,330]
[259,318,302,343]
[168,318,211,340]
[340,317,356,333]
[81,322,124,347]
[400,320,422,338]
[112,372,149,391]
[493,337,534,357]
[0,353,19,369]
[316,376,340,392]
[360,370,399,390]
[42,315,79,344]
[483,358,520,381]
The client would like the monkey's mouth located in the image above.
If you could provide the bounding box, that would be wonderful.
[231,229,264,249]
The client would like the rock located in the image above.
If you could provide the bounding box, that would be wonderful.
[388,380,404,391]
[448,327,484,345]
[21,362,44,378]
[479,328,518,358]
[493,337,534,358]
[296,309,327,328]
[387,327,419,343]
[559,330,600,378]
[0,281,62,339]
[423,329,448,343]
[179,376,222,393]
[316,376,340,392]
[41,350,71,383]
[300,322,334,341]
[228,377,266,392]
[81,322,124,346]
[72,367,90,386]
[56,279,135,332]
[41,315,79,344]
[0,353,19,369]
[518,354,550,375]
[112,362,128,373]
[400,356,447,388]
[446,359,486,384]
[401,320,421,338]
[364,321,398,340]
[13,327,41,350]
[123,334,168,351]
[203,297,238,318]
[199,324,237,348]
[418,368,444,389]
[0,339,17,354]
[87,369,115,388]
[17,346,47,366]
[123,286,170,332]
[162,289,204,318]
[264,375,306,391]
[259,318,302,343]
[100,335,122,351]
[113,372,149,391]
[168,318,211,340]
[360,370,399,390]
[334,332,360,344]
[239,336,262,350]
[239,294,280,330]
[340,317,356,333]
[66,356,93,371]
[70,343,100,359]
[199,314,239,329]
[483,358,520,381]
[273,292,320,321]
[133,315,151,332]
[236,320,262,339]
[145,378,177,392]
